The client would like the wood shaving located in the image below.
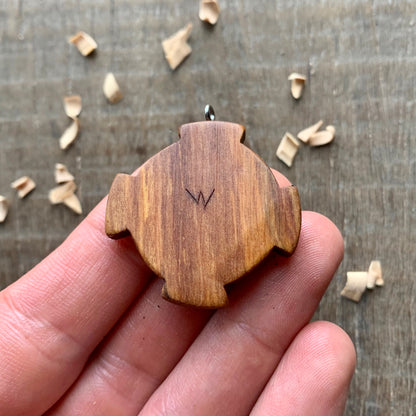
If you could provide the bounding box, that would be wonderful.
[341,271,368,302]
[326,125,336,136]
[69,31,97,56]
[0,196,8,223]
[162,23,193,70]
[103,73,123,104]
[297,120,323,143]
[63,194,82,215]
[341,261,383,302]
[308,125,335,147]
[49,180,82,215]
[63,95,82,119]
[288,73,307,99]
[59,118,80,150]
[199,0,220,25]
[368,260,383,287]
[10,176,36,198]
[55,163,75,184]
[276,132,299,167]
[49,181,77,204]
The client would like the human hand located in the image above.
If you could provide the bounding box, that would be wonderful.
[0,170,355,416]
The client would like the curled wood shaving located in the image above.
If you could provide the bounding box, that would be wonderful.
[308,125,336,147]
[341,261,383,302]
[63,95,82,119]
[103,73,123,104]
[0,196,8,223]
[55,163,75,184]
[368,260,383,287]
[49,180,82,215]
[341,271,368,302]
[199,0,220,25]
[162,23,193,70]
[297,120,323,143]
[276,132,299,167]
[326,125,336,136]
[11,176,36,198]
[59,118,80,150]
[288,73,307,99]
[63,194,82,215]
[49,181,77,204]
[69,31,97,56]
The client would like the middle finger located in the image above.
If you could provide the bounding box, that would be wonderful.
[46,278,212,415]
[140,212,343,415]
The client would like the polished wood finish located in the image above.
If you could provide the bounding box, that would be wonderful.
[106,121,301,307]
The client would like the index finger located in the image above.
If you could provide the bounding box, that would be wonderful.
[0,196,154,415]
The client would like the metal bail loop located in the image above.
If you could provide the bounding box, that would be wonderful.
[204,104,215,121]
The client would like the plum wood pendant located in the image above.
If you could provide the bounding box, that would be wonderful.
[105,106,301,308]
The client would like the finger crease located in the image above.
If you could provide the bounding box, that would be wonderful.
[98,349,163,399]
[2,291,88,367]
[223,314,284,359]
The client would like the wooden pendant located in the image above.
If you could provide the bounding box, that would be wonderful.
[105,107,301,308]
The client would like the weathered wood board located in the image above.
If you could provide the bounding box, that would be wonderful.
[0,0,414,413]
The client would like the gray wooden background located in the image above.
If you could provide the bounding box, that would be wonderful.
[0,0,414,414]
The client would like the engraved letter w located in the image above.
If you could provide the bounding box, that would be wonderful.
[185,188,215,208]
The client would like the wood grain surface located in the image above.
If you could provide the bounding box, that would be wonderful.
[105,120,301,307]
[0,0,414,413]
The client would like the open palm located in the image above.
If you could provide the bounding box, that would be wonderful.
[0,170,355,416]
